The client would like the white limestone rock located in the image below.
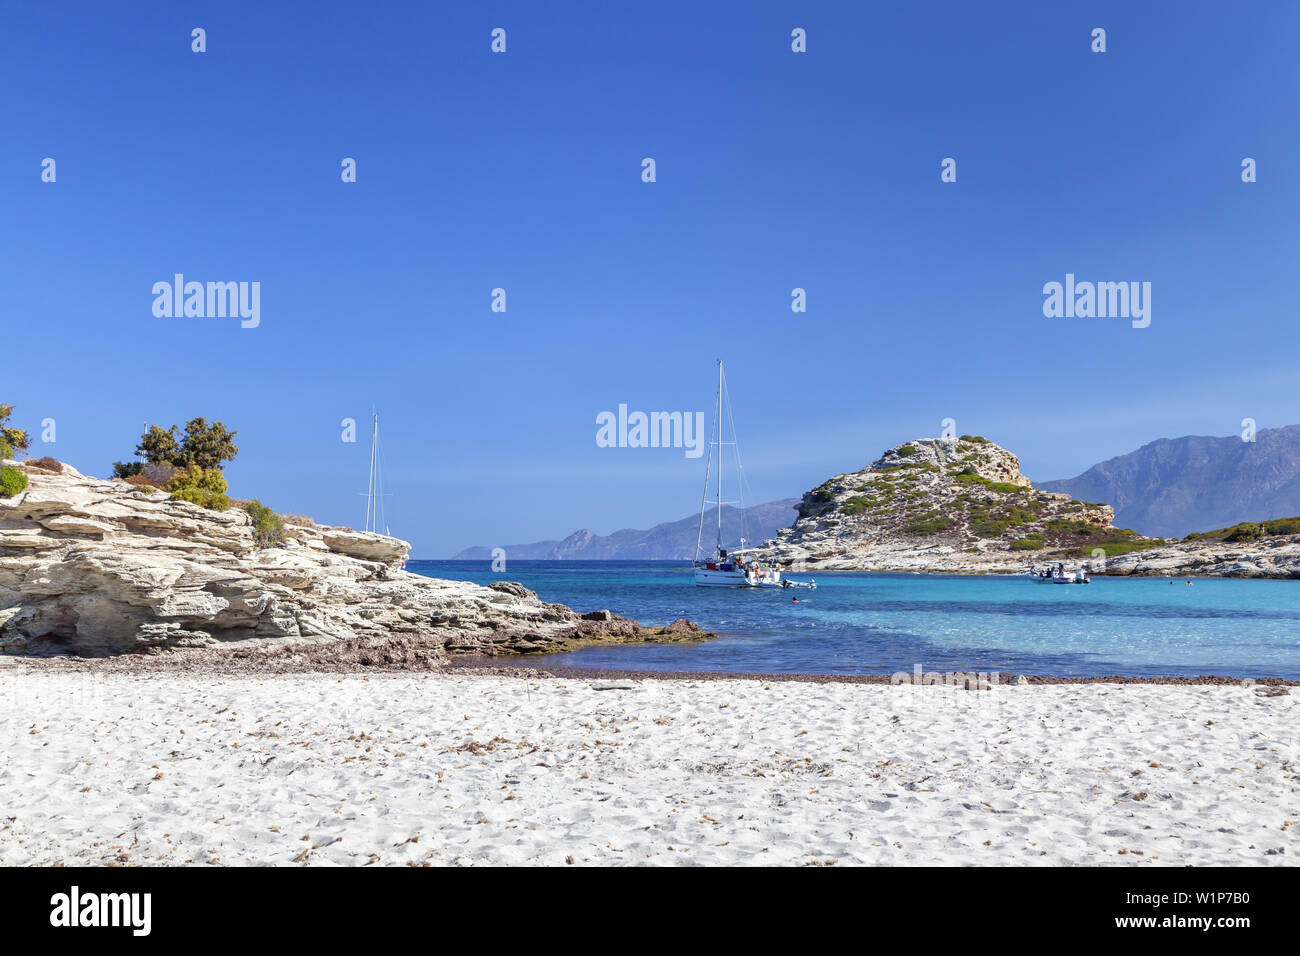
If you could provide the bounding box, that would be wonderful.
[0,462,643,657]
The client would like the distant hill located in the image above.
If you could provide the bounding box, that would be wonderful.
[770,436,1149,571]
[1039,425,1300,538]
[453,499,800,561]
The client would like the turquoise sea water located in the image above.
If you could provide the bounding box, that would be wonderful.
[409,561,1300,679]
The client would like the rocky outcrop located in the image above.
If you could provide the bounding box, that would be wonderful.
[0,460,705,657]
[771,437,1149,572]
[770,436,1300,577]
[1102,537,1300,578]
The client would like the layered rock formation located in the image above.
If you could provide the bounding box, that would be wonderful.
[1101,537,1300,578]
[0,460,702,656]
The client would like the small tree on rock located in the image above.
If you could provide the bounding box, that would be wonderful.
[136,425,182,465]
[179,418,239,470]
[0,404,31,461]
[119,417,240,478]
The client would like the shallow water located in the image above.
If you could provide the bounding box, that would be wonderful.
[410,560,1300,679]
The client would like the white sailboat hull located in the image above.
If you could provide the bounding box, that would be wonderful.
[693,565,789,587]
[693,568,755,587]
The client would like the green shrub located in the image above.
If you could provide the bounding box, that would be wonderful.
[1263,518,1300,536]
[242,499,286,548]
[987,481,1023,494]
[1224,523,1264,543]
[959,435,989,444]
[167,465,230,511]
[1046,517,1099,536]
[112,461,145,479]
[808,481,840,503]
[1,404,31,461]
[1010,537,1044,550]
[0,466,28,498]
[906,517,956,535]
[894,445,918,457]
[953,471,991,486]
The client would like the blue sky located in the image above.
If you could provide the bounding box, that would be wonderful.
[3,1,1298,556]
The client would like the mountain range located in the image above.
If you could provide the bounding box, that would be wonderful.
[453,425,1300,558]
[453,499,800,561]
[1039,425,1300,538]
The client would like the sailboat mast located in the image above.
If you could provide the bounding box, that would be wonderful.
[715,360,723,551]
[366,412,378,534]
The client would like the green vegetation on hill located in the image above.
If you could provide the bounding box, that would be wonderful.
[799,437,1173,559]
[906,516,956,535]
[1050,528,1163,558]
[1184,517,1300,543]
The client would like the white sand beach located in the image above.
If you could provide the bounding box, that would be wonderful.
[0,669,1295,866]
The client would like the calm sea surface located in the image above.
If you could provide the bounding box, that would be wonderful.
[408,560,1300,679]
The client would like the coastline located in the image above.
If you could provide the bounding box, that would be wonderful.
[772,547,1300,579]
[7,646,1296,685]
[443,657,1300,686]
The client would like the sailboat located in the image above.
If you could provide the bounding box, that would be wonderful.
[362,411,397,547]
[692,361,814,589]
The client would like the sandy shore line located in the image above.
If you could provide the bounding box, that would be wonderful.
[7,643,1298,685]
[1,667,1296,866]
[445,657,1300,686]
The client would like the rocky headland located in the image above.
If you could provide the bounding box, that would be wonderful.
[770,436,1300,578]
[0,459,705,659]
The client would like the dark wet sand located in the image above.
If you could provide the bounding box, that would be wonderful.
[444,655,1298,687]
[5,641,1295,687]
